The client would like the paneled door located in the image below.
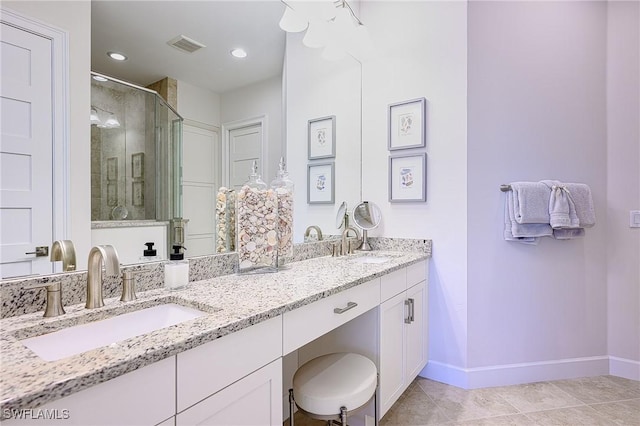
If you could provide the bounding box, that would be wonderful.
[0,22,54,278]
[228,123,263,189]
[182,121,219,257]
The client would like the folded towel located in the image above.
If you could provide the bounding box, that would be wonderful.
[541,180,580,228]
[504,191,552,244]
[541,180,595,228]
[510,182,551,224]
[553,228,585,239]
[564,183,596,227]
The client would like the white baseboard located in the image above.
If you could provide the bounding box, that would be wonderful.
[609,356,640,381]
[420,356,611,389]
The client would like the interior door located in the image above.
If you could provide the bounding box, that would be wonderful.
[228,123,262,189]
[182,122,219,257]
[0,22,54,278]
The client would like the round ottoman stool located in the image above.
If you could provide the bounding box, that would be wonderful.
[289,352,378,426]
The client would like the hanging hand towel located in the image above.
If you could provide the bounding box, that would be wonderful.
[541,180,580,229]
[564,183,596,227]
[510,182,551,224]
[504,191,552,243]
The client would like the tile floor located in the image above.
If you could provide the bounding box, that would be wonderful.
[286,375,640,425]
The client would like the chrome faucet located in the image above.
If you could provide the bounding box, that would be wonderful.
[86,245,120,309]
[304,225,323,241]
[341,226,361,256]
[50,240,77,271]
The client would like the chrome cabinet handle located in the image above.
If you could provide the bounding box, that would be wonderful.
[25,246,49,257]
[408,298,415,323]
[404,299,411,324]
[334,301,357,314]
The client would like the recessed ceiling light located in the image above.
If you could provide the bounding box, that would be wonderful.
[107,51,127,61]
[230,48,247,59]
[92,75,108,82]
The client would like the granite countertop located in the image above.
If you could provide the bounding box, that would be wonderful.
[0,250,428,414]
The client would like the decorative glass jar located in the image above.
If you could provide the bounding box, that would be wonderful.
[236,161,278,273]
[270,158,294,265]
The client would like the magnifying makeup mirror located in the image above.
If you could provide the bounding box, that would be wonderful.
[353,201,382,251]
[336,201,348,229]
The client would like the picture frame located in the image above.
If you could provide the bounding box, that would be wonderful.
[389,153,427,203]
[106,157,118,181]
[132,181,144,207]
[131,152,145,179]
[308,115,336,160]
[388,97,426,151]
[106,183,117,206]
[307,162,335,204]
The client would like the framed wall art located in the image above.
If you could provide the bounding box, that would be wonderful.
[307,162,335,204]
[389,153,426,203]
[106,183,118,206]
[106,157,118,181]
[308,115,336,159]
[132,152,145,179]
[388,97,426,151]
[132,181,145,207]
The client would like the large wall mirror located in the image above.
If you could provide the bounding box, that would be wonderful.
[91,0,363,263]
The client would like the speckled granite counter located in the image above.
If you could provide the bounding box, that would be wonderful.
[0,250,429,415]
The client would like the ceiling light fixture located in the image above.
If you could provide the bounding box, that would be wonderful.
[107,51,127,61]
[279,0,372,61]
[90,105,121,129]
[230,48,248,59]
[92,75,109,82]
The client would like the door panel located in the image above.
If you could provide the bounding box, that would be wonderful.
[229,124,262,189]
[0,23,53,278]
[406,281,427,381]
[182,123,218,257]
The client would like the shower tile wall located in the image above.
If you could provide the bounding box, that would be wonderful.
[91,81,153,221]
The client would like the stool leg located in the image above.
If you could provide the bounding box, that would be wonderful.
[288,389,295,426]
[340,406,347,426]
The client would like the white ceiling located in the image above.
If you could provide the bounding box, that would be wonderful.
[91,1,286,93]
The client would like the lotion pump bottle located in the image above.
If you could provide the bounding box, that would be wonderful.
[165,244,188,290]
[140,242,160,262]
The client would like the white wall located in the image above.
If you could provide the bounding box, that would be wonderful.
[177,80,221,127]
[606,1,640,380]
[221,76,283,186]
[286,33,362,241]
[4,1,92,268]
[466,1,609,386]
[360,1,469,369]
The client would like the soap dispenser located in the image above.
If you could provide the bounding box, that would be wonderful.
[140,242,159,262]
[164,244,188,289]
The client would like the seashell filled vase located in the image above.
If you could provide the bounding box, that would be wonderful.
[236,161,278,273]
[270,157,294,266]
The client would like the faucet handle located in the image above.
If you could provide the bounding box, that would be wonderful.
[120,271,138,302]
[23,281,66,317]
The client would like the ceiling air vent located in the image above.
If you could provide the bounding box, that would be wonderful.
[167,35,206,53]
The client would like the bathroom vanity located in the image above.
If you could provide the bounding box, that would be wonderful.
[0,249,430,425]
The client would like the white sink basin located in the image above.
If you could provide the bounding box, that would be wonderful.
[21,303,207,361]
[351,256,392,264]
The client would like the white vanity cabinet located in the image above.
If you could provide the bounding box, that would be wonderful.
[176,316,283,425]
[4,357,176,426]
[379,261,428,417]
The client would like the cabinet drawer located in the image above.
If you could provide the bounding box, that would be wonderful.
[177,315,282,412]
[283,278,380,354]
[406,260,427,287]
[380,268,406,302]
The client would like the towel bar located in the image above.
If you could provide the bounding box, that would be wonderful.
[500,184,512,192]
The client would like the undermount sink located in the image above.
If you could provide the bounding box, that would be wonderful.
[21,303,207,362]
[351,255,392,264]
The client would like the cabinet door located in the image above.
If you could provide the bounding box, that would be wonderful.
[405,280,427,381]
[378,291,407,417]
[176,359,282,426]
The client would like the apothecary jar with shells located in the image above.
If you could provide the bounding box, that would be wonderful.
[236,161,278,273]
[270,157,294,265]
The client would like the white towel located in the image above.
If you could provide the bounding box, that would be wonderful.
[553,228,585,239]
[541,180,595,228]
[510,182,551,224]
[504,191,552,244]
